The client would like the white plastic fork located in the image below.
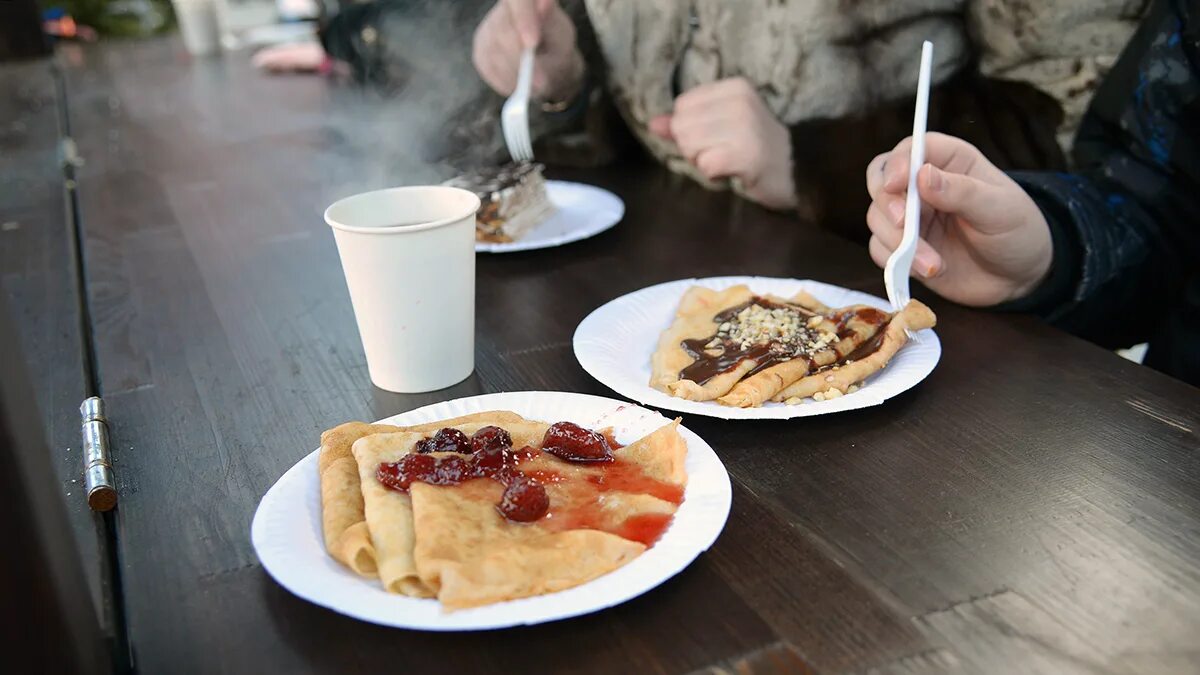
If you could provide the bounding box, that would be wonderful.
[501,46,535,162]
[883,40,933,342]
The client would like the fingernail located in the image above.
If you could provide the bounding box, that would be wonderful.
[926,166,944,192]
[915,252,939,278]
[887,200,905,225]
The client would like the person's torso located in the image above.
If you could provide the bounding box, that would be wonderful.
[585,0,968,170]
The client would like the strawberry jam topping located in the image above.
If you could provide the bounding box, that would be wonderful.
[377,426,544,520]
[542,421,614,463]
[414,427,471,454]
[497,474,550,522]
[376,422,683,543]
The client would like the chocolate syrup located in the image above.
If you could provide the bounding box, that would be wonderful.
[678,299,892,384]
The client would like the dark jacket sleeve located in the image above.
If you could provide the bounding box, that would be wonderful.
[1001,0,1200,365]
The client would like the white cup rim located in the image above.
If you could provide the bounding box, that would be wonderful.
[324,185,481,235]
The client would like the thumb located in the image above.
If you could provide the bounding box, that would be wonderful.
[918,164,1015,234]
[648,114,674,140]
[536,0,558,18]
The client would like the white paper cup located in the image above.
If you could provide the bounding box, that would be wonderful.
[325,186,480,393]
[173,0,221,56]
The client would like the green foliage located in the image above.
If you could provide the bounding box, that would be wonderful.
[46,0,174,37]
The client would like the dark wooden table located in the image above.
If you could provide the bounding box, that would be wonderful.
[5,37,1200,674]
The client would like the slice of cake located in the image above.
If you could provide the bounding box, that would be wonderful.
[444,162,556,243]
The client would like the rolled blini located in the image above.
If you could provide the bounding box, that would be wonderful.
[650,285,755,393]
[716,357,814,407]
[716,303,887,408]
[666,359,759,401]
[774,299,936,401]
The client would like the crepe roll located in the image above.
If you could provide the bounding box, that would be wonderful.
[774,299,936,401]
[716,358,814,408]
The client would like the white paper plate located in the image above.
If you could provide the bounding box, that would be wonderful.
[573,276,942,420]
[476,181,624,253]
[251,391,731,630]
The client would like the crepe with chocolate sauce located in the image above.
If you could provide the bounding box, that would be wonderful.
[651,284,936,407]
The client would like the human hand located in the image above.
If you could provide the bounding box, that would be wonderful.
[252,42,326,74]
[865,132,1054,306]
[648,78,797,210]
[471,0,585,102]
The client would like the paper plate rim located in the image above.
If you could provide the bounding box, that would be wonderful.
[475,181,624,253]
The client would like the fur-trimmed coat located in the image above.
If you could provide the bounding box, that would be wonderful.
[553,0,1146,234]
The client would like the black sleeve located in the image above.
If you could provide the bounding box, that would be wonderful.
[1002,0,1200,352]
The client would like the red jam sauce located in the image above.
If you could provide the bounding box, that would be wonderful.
[376,421,682,545]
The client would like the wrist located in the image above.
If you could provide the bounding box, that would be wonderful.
[990,189,1080,314]
[1007,210,1055,301]
[1008,246,1054,302]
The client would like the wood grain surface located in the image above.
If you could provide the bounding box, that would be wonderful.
[0,58,117,650]
[4,37,1198,674]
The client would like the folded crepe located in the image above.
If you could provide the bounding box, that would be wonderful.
[651,285,758,401]
[651,285,823,403]
[318,411,527,576]
[351,417,688,610]
[773,299,936,401]
[652,283,937,408]
[715,301,897,408]
[350,419,550,597]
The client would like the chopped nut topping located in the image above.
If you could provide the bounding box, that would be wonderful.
[715,302,820,356]
[699,300,848,372]
[847,384,860,394]
[784,396,803,405]
[825,387,844,399]
[812,392,826,402]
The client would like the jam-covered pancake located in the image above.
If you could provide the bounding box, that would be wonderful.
[349,416,688,610]
[317,412,528,578]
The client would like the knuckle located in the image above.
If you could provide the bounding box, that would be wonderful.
[471,33,489,65]
[669,115,690,140]
[865,203,884,233]
[673,92,698,113]
[742,144,764,171]
[696,151,723,178]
